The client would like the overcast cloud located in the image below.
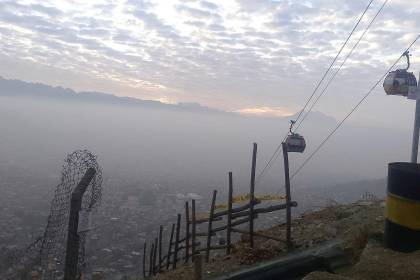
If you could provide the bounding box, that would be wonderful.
[0,0,419,127]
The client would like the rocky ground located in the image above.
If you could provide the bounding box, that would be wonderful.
[150,199,420,280]
[304,242,420,280]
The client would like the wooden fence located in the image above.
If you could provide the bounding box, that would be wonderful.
[142,143,297,278]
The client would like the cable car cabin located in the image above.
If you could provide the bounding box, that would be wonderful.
[383,69,417,97]
[285,134,306,153]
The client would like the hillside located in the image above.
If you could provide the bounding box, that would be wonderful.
[149,199,420,280]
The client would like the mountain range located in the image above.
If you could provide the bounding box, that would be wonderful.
[0,76,232,115]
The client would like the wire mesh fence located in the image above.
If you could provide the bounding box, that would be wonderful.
[3,150,102,280]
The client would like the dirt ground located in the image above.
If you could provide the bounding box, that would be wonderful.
[152,200,388,280]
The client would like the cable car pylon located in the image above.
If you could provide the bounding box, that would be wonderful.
[383,51,420,162]
[383,52,420,252]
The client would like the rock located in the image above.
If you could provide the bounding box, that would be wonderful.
[375,215,383,222]
[303,271,353,280]
[347,241,420,280]
[357,201,374,207]
[30,271,40,280]
[92,271,104,280]
[326,227,338,237]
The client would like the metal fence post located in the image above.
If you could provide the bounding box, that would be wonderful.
[63,168,96,280]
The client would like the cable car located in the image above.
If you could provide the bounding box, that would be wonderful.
[284,120,306,153]
[285,133,306,153]
[383,51,418,97]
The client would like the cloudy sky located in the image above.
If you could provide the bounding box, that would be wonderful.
[0,0,419,125]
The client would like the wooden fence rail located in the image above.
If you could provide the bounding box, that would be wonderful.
[141,143,298,278]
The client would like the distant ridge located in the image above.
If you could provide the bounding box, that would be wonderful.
[0,76,226,115]
[0,76,337,122]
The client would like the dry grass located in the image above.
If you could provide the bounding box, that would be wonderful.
[151,200,385,280]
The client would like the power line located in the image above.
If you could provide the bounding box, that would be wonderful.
[294,0,389,133]
[289,0,375,131]
[266,0,388,183]
[255,0,375,185]
[290,33,420,180]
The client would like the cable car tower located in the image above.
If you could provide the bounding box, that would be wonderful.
[383,51,420,162]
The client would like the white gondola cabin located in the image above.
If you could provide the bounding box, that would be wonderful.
[383,69,417,97]
[383,51,418,97]
[285,133,306,153]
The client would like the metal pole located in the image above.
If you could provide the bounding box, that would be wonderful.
[281,143,292,251]
[411,76,420,163]
[64,168,96,280]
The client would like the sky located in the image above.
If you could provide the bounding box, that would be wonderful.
[0,0,420,126]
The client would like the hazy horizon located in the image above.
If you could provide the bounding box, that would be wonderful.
[0,76,412,193]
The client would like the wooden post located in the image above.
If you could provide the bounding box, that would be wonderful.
[158,225,163,272]
[185,201,190,263]
[226,172,233,254]
[249,143,257,249]
[206,190,217,262]
[166,223,175,270]
[191,199,197,261]
[173,214,181,269]
[149,242,154,277]
[153,237,158,274]
[142,242,147,279]
[194,253,203,280]
[282,142,292,250]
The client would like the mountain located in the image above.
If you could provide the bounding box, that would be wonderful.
[0,76,226,115]
[0,76,341,123]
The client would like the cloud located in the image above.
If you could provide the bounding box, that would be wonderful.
[234,106,294,117]
[0,0,419,125]
[200,1,219,11]
[175,3,221,20]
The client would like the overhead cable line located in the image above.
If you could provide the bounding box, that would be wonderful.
[294,0,389,133]
[290,0,375,132]
[255,0,375,185]
[290,33,420,180]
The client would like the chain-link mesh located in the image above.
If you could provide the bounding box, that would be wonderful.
[39,150,102,279]
[2,150,102,280]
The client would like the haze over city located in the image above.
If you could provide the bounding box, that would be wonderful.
[1,0,420,279]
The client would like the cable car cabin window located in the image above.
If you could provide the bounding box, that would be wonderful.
[383,69,417,97]
[285,134,306,153]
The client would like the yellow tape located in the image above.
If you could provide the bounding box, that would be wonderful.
[387,194,420,230]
